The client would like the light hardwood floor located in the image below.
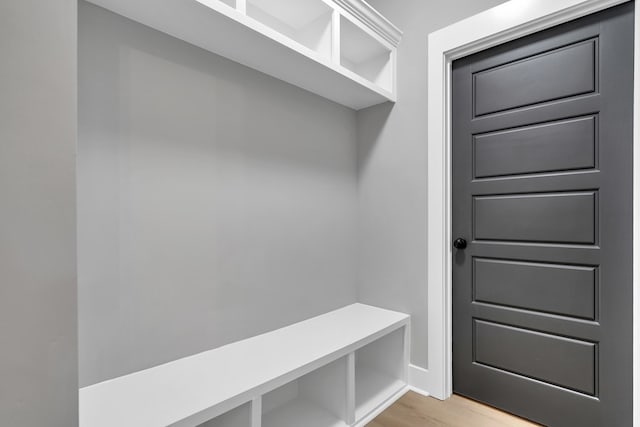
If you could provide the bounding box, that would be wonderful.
[367,391,541,427]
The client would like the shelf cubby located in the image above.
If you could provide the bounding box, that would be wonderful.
[246,0,333,59]
[262,357,349,427]
[218,0,236,9]
[340,15,393,93]
[354,327,406,421]
[198,402,252,427]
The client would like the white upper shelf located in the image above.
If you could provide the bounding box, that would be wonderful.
[85,0,402,110]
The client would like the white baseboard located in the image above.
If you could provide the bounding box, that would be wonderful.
[408,364,432,397]
[408,385,430,398]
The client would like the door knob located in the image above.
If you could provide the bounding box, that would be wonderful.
[453,238,467,249]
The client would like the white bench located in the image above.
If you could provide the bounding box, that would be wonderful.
[79,303,411,427]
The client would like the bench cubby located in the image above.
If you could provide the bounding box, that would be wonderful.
[198,402,252,427]
[354,327,406,421]
[262,357,349,427]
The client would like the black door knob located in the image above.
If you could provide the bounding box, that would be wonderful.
[453,238,467,249]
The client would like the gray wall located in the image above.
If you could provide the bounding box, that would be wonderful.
[78,2,358,387]
[357,0,508,369]
[0,1,78,426]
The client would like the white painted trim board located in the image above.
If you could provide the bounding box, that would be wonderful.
[425,1,639,425]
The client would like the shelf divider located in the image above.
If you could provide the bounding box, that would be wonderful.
[332,9,341,66]
[346,352,356,425]
[251,397,262,427]
[237,0,247,14]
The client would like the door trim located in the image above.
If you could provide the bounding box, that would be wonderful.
[425,1,639,424]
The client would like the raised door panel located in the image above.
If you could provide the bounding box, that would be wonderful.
[473,39,597,116]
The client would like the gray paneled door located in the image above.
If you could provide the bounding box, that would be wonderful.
[451,3,634,426]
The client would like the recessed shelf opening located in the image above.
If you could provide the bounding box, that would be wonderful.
[355,327,405,420]
[246,0,333,58]
[262,357,349,427]
[340,16,393,92]
[218,0,236,9]
[198,401,251,427]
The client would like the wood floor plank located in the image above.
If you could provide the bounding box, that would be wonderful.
[367,392,541,427]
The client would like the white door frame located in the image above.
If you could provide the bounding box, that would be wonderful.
[425,0,639,424]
